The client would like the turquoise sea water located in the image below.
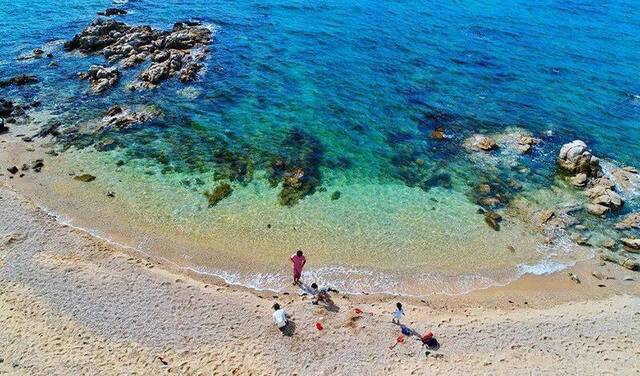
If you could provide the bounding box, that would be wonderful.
[1,0,639,294]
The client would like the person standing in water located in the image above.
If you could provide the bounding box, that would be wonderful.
[290,250,306,285]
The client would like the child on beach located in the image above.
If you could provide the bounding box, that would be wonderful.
[272,303,289,333]
[392,302,405,324]
[309,283,338,305]
[290,250,306,285]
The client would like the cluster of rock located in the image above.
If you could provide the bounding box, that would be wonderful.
[557,140,624,216]
[78,65,120,93]
[463,134,497,152]
[64,18,212,90]
[463,130,540,155]
[16,48,53,61]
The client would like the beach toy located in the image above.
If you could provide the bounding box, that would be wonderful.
[389,335,405,349]
[315,321,324,331]
[421,331,433,343]
[401,325,412,336]
[354,308,363,315]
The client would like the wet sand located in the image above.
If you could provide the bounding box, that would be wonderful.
[1,184,639,375]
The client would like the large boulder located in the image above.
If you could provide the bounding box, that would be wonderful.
[78,65,120,93]
[611,166,639,194]
[557,140,601,177]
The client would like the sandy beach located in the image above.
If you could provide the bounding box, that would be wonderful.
[1,184,639,375]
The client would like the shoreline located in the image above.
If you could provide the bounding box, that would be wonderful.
[0,129,597,297]
[1,183,639,374]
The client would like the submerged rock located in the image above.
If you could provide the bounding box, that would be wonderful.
[484,211,502,231]
[557,140,601,177]
[0,74,38,88]
[331,191,341,200]
[98,8,128,16]
[97,105,157,132]
[430,127,446,140]
[74,174,96,182]
[204,183,233,207]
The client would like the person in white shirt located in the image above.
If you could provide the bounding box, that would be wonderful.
[272,303,289,333]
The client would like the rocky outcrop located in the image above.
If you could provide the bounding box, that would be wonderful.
[614,213,640,230]
[557,140,601,177]
[97,105,157,132]
[583,177,624,216]
[0,74,38,88]
[78,65,120,93]
[65,18,212,90]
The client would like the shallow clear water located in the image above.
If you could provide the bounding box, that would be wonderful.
[1,0,639,294]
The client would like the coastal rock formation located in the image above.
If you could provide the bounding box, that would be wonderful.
[610,166,639,193]
[614,213,640,230]
[600,251,639,271]
[464,135,497,152]
[97,105,157,132]
[557,140,601,177]
[583,177,623,216]
[65,18,212,89]
[430,127,446,140]
[0,74,38,88]
[78,65,120,93]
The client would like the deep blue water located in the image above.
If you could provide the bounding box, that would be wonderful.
[2,0,640,169]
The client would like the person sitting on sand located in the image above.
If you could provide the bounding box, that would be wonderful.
[309,283,338,305]
[392,302,405,324]
[290,250,306,285]
[272,303,289,333]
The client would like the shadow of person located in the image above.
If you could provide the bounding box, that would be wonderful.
[280,320,296,337]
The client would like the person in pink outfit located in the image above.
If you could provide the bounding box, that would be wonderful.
[290,250,306,285]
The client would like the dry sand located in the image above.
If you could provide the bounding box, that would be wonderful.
[1,183,639,375]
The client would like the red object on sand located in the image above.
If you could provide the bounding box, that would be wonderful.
[421,331,433,342]
[389,335,405,350]
[315,322,324,330]
[354,308,363,315]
